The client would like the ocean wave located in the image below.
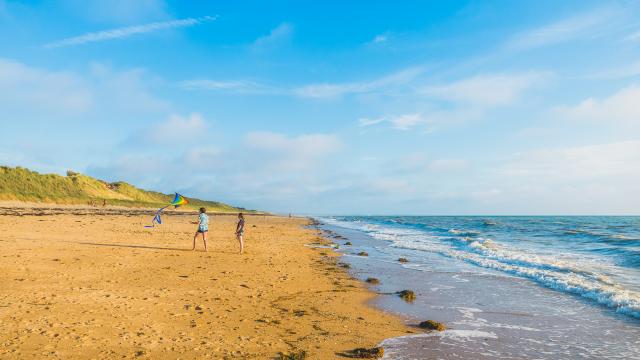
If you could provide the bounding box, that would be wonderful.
[448,229,480,237]
[445,236,615,284]
[320,216,640,319]
[390,238,640,319]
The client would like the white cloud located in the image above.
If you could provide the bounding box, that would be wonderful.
[184,146,222,169]
[506,8,615,50]
[555,85,640,128]
[0,58,92,113]
[89,63,168,113]
[0,59,168,118]
[358,117,386,127]
[389,113,427,130]
[485,141,640,214]
[179,66,424,98]
[369,178,411,195]
[294,67,423,98]
[372,34,388,43]
[428,159,469,172]
[147,113,209,144]
[43,15,217,48]
[251,23,293,50]
[245,132,341,171]
[421,72,547,107]
[501,141,640,183]
[178,79,281,94]
[624,30,640,42]
[246,132,340,155]
[357,113,430,131]
[586,61,640,79]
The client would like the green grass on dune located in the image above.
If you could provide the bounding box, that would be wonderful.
[0,166,252,213]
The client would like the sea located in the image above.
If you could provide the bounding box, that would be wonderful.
[316,216,640,360]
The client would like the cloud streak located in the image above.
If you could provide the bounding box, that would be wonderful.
[505,8,615,50]
[358,113,430,131]
[251,23,293,50]
[420,72,548,107]
[293,67,424,98]
[178,79,283,95]
[43,15,217,48]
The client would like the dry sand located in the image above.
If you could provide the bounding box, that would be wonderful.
[0,207,410,359]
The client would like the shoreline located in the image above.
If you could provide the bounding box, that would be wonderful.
[316,216,640,360]
[0,206,410,359]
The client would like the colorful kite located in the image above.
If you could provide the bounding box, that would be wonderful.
[145,193,189,228]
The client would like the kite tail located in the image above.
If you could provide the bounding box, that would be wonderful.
[145,205,169,228]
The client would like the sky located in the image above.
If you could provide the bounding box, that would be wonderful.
[1,0,640,215]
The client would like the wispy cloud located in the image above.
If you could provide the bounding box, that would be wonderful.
[0,58,91,113]
[358,117,386,127]
[244,132,341,172]
[505,8,615,50]
[585,61,640,80]
[180,66,424,98]
[420,72,548,107]
[358,113,430,131]
[624,30,640,43]
[43,15,217,49]
[148,113,209,144]
[251,23,293,50]
[124,113,211,148]
[294,67,424,98]
[371,34,388,44]
[554,85,640,129]
[178,79,282,94]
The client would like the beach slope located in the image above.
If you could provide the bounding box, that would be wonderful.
[0,209,408,359]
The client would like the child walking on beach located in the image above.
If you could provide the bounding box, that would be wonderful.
[192,207,208,251]
[235,213,245,254]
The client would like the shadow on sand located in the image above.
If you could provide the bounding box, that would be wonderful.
[75,242,188,252]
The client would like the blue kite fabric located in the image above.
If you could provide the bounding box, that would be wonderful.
[145,193,189,228]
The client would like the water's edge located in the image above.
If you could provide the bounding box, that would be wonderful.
[314,216,640,360]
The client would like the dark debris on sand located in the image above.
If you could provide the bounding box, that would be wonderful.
[419,319,446,331]
[278,350,307,359]
[396,290,416,302]
[338,347,385,358]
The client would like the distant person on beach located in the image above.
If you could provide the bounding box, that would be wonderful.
[235,213,245,254]
[192,207,208,251]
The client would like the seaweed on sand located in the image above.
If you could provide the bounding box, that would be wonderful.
[419,320,446,331]
[278,350,306,359]
[340,347,384,358]
[397,290,416,302]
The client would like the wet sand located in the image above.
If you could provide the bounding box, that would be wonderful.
[0,207,410,359]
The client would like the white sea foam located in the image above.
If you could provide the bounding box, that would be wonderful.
[381,330,498,345]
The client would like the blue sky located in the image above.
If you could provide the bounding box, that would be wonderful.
[1,0,640,214]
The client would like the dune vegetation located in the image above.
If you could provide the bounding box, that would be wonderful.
[0,166,250,213]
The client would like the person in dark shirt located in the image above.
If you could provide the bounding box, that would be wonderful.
[235,212,245,254]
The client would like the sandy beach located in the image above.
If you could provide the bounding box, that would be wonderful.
[0,206,410,359]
